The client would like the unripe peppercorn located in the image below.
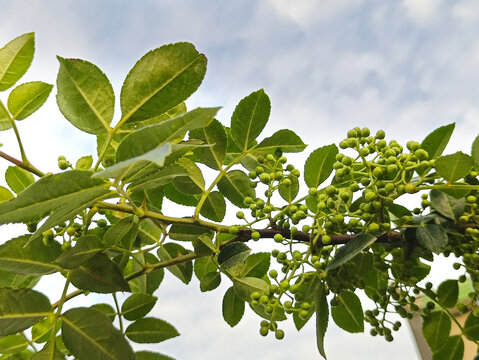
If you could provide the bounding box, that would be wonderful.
[259,173,270,184]
[404,183,416,193]
[58,159,70,170]
[376,130,386,139]
[228,226,239,235]
[274,234,284,243]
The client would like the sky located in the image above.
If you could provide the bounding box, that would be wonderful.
[1,0,479,359]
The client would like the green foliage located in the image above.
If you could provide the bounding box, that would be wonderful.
[1,32,479,360]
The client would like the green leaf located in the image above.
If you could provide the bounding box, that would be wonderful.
[231,89,271,150]
[71,253,130,293]
[241,253,270,278]
[172,158,205,194]
[62,307,134,360]
[196,233,216,253]
[121,42,206,123]
[421,123,455,159]
[31,316,55,343]
[135,351,174,360]
[116,107,219,162]
[30,184,115,243]
[5,166,34,194]
[432,335,464,360]
[304,144,338,188]
[129,165,189,192]
[168,223,211,241]
[125,318,179,344]
[31,342,65,360]
[90,304,116,322]
[0,186,13,202]
[429,189,465,221]
[93,143,172,181]
[416,224,448,254]
[0,170,110,225]
[0,235,62,275]
[472,134,479,166]
[218,243,251,270]
[233,277,269,302]
[0,288,52,336]
[7,81,53,120]
[200,191,225,222]
[464,311,479,341]
[422,310,451,352]
[138,218,163,245]
[190,119,227,170]
[0,33,34,91]
[435,152,474,183]
[316,283,329,359]
[157,243,193,284]
[222,286,245,327]
[0,335,28,354]
[0,268,39,289]
[437,280,458,308]
[278,175,299,203]
[128,253,164,295]
[121,293,157,321]
[200,271,221,292]
[326,233,377,271]
[0,103,10,131]
[75,155,93,170]
[56,57,114,134]
[217,170,255,208]
[253,129,306,154]
[331,291,363,333]
[54,235,104,269]
[103,216,137,246]
[194,257,217,281]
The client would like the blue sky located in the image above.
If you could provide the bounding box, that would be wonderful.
[1,0,479,359]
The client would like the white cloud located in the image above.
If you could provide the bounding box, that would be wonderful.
[452,0,479,23]
[402,0,443,24]
[265,0,364,27]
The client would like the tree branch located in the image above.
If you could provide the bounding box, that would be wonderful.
[0,150,44,177]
